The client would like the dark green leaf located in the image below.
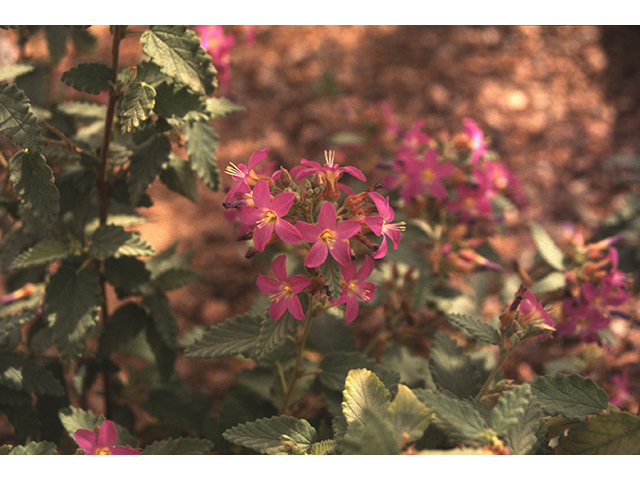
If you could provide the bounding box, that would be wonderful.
[338,408,400,455]
[97,302,148,357]
[0,310,36,338]
[10,239,71,270]
[127,133,171,204]
[446,312,500,345]
[145,291,177,348]
[429,331,484,398]
[119,81,156,133]
[530,374,609,421]
[184,121,220,191]
[503,395,544,455]
[89,224,155,259]
[255,311,299,361]
[183,313,262,359]
[319,253,342,300]
[141,25,217,96]
[342,368,391,427]
[153,81,208,121]
[557,411,640,454]
[153,267,200,291]
[142,437,213,455]
[530,222,566,271]
[318,351,376,391]
[0,82,43,150]
[104,256,151,298]
[0,349,65,395]
[222,415,317,455]
[9,150,59,224]
[44,262,102,362]
[159,154,200,203]
[60,62,113,94]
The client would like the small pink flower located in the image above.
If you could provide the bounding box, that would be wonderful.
[195,25,235,94]
[236,181,301,251]
[519,291,554,331]
[445,181,493,222]
[256,255,311,321]
[399,149,453,202]
[331,255,376,323]
[609,370,631,408]
[291,150,366,200]
[224,148,277,204]
[73,420,139,455]
[462,118,487,165]
[296,202,361,268]
[364,192,405,259]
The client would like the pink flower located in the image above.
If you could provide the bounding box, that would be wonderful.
[364,192,405,259]
[519,291,554,330]
[399,149,453,202]
[291,150,366,200]
[331,255,376,323]
[296,202,361,268]
[256,255,311,321]
[462,118,487,165]
[445,181,493,222]
[224,148,276,204]
[195,25,235,94]
[236,181,301,252]
[609,370,631,408]
[73,420,139,455]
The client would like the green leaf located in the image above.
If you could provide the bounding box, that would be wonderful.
[530,373,609,421]
[530,271,567,294]
[159,154,200,203]
[153,267,200,291]
[57,100,106,120]
[184,121,220,191]
[119,81,156,133]
[142,437,213,455]
[127,133,171,204]
[342,369,391,427]
[97,302,148,358]
[308,439,337,455]
[89,224,155,259]
[380,343,436,390]
[446,312,501,345]
[0,310,35,338]
[44,262,102,362]
[205,97,245,118]
[104,256,151,298]
[490,383,533,436]
[414,388,489,444]
[9,150,59,224]
[386,384,433,445]
[0,82,43,151]
[255,311,299,361]
[318,351,376,391]
[8,441,57,455]
[503,395,544,455]
[0,64,35,82]
[428,331,484,398]
[222,415,317,455]
[338,408,400,455]
[530,222,566,271]
[60,62,113,94]
[183,313,262,359]
[59,406,102,437]
[557,411,640,454]
[153,81,208,121]
[0,350,65,396]
[10,239,71,270]
[145,291,178,348]
[141,25,217,96]
[319,253,342,300]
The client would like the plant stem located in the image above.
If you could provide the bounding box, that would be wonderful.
[97,25,124,420]
[278,297,315,416]
[476,343,516,400]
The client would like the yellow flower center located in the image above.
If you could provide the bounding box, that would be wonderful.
[96,447,112,455]
[257,209,278,228]
[320,229,336,247]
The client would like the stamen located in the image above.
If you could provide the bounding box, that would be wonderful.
[225,162,245,177]
[324,150,336,168]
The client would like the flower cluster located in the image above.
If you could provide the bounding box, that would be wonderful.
[224,149,404,323]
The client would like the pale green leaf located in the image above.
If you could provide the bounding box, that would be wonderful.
[222,415,317,455]
[530,222,566,271]
[446,312,500,345]
[9,150,59,224]
[10,239,71,270]
[119,81,156,133]
[530,373,609,421]
[308,439,336,455]
[338,408,400,455]
[0,63,35,82]
[141,25,217,96]
[490,383,533,436]
[60,62,113,94]
[205,97,245,118]
[557,411,640,454]
[183,313,262,359]
[56,101,106,120]
[184,121,220,191]
[342,369,391,427]
[0,82,43,151]
[8,441,57,455]
[503,395,544,455]
[386,384,433,445]
[530,271,567,294]
[59,406,102,437]
[142,437,213,455]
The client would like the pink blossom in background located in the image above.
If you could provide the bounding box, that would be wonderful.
[195,25,235,93]
[462,118,487,164]
[364,191,405,259]
[331,255,376,322]
[398,149,453,202]
[257,255,311,321]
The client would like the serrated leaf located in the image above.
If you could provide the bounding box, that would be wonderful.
[386,384,433,445]
[184,121,220,191]
[154,267,200,291]
[318,351,377,391]
[503,395,544,455]
[308,439,336,455]
[530,373,609,421]
[490,383,533,436]
[557,411,640,454]
[255,311,299,361]
[342,369,391,427]
[8,441,57,455]
[104,256,151,298]
[530,271,567,294]
[44,262,102,362]
[97,302,148,358]
[119,81,156,133]
[142,437,213,455]
[380,343,436,390]
[141,25,217,96]
[127,133,171,204]
[446,312,500,345]
[59,406,102,437]
[0,349,65,396]
[61,62,113,94]
[205,97,245,118]
[0,82,43,151]
[9,149,59,225]
[153,81,208,121]
[223,415,317,455]
[429,331,484,398]
[414,388,489,444]
[319,254,342,300]
[89,224,155,259]
[530,222,566,271]
[0,310,36,338]
[145,291,177,348]
[159,155,200,203]
[338,408,400,455]
[10,239,71,270]
[183,313,262,359]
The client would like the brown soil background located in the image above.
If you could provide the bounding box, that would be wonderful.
[3,25,640,437]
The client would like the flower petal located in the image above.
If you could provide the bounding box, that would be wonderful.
[296,221,321,243]
[110,445,140,455]
[275,219,302,245]
[305,241,328,268]
[252,181,271,208]
[252,222,274,252]
[317,202,337,229]
[247,147,270,170]
[98,420,117,449]
[286,295,306,320]
[256,274,282,295]
[73,429,98,453]
[271,255,288,283]
[334,219,361,240]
